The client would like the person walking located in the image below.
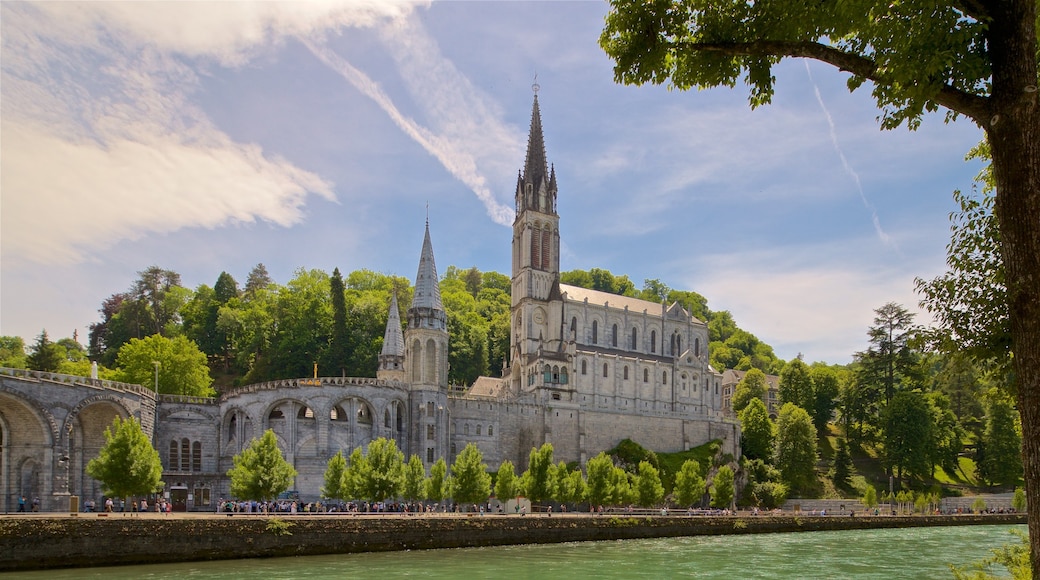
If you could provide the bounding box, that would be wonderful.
[17,496,26,512]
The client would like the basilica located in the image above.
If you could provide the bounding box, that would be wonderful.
[0,94,739,511]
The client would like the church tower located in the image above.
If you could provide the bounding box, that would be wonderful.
[508,88,570,393]
[405,220,449,465]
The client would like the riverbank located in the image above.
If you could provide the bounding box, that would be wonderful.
[0,512,1026,572]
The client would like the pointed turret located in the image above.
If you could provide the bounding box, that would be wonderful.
[523,94,549,190]
[405,218,448,388]
[377,291,406,381]
[515,92,558,215]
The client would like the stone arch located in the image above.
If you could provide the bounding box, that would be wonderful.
[65,397,134,500]
[221,406,253,456]
[0,390,55,511]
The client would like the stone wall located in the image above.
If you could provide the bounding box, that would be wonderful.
[0,513,1025,572]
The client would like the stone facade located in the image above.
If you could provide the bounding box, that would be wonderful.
[0,93,738,511]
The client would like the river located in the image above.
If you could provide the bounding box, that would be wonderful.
[6,523,1025,579]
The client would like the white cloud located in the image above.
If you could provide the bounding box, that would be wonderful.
[0,1,415,266]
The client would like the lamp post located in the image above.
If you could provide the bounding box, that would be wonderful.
[57,452,70,513]
[152,361,160,394]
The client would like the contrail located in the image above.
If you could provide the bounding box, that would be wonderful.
[804,61,894,248]
[302,37,514,226]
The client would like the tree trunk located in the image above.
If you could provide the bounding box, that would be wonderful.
[987,2,1039,574]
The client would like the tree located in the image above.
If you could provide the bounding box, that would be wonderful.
[522,443,555,503]
[710,465,735,509]
[862,486,878,510]
[402,454,427,502]
[601,8,1040,565]
[832,437,853,489]
[731,368,768,413]
[427,458,448,504]
[585,452,615,507]
[449,443,491,505]
[884,391,934,483]
[321,450,347,501]
[809,364,841,435]
[85,416,164,501]
[857,303,921,411]
[738,397,775,461]
[0,336,27,369]
[673,459,706,507]
[26,329,64,372]
[773,403,818,495]
[1014,488,1028,513]
[978,392,1023,488]
[227,430,297,501]
[779,358,813,410]
[325,267,351,377]
[244,263,273,297]
[632,460,663,507]
[114,334,214,397]
[355,438,404,501]
[495,460,519,502]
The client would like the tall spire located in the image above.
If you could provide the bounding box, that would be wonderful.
[411,222,443,312]
[380,291,405,358]
[523,91,549,189]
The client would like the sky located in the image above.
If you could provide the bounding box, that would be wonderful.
[0,1,986,366]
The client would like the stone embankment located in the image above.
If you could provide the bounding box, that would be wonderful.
[0,512,1026,572]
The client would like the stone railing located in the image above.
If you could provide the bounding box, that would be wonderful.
[159,394,218,405]
[0,367,154,397]
[219,376,403,402]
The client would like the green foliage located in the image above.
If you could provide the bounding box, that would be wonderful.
[427,458,448,503]
[779,358,813,410]
[265,518,293,536]
[26,330,64,372]
[321,451,347,500]
[673,460,706,507]
[449,443,491,504]
[0,336,28,369]
[861,486,878,509]
[522,443,556,502]
[977,393,1023,488]
[608,438,659,470]
[855,302,922,413]
[831,438,853,489]
[710,465,735,509]
[738,397,775,461]
[495,460,518,501]
[85,416,164,499]
[950,529,1031,580]
[115,334,214,396]
[1012,488,1027,512]
[227,430,297,501]
[585,452,615,507]
[773,402,818,495]
[884,391,934,482]
[634,461,664,507]
[402,454,427,501]
[731,368,768,413]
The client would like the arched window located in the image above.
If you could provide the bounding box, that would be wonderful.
[552,365,560,383]
[425,338,438,385]
[488,425,494,437]
[611,324,618,347]
[531,224,541,270]
[581,360,587,375]
[631,328,638,350]
[651,330,657,353]
[560,367,569,384]
[623,366,629,380]
[644,368,649,383]
[542,229,551,270]
[228,415,237,443]
[192,441,201,472]
[427,424,435,440]
[464,424,470,435]
[677,336,682,354]
[603,363,609,377]
[180,438,190,472]
[477,425,483,436]
[695,337,700,357]
[384,409,391,428]
[543,364,552,383]
[571,317,577,341]
[592,320,598,344]
[169,441,179,471]
[663,371,668,384]
[411,338,422,382]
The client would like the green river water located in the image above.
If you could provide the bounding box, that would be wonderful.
[7,524,1025,579]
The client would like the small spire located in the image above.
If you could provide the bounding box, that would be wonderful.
[380,291,405,358]
[411,221,444,313]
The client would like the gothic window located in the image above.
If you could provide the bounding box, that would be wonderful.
[552,365,560,383]
[427,448,435,463]
[427,401,435,415]
[651,330,657,353]
[192,441,201,472]
[644,369,649,383]
[169,441,179,471]
[663,371,668,384]
[677,336,682,354]
[425,338,437,384]
[612,324,618,347]
[603,363,609,378]
[411,338,422,382]
[544,364,552,383]
[427,424,435,440]
[542,229,551,270]
[488,425,494,437]
[571,317,577,341]
[695,337,701,357]
[561,367,569,384]
[477,425,482,436]
[180,438,190,472]
[623,366,629,380]
[631,328,638,350]
[531,225,541,269]
[592,321,598,344]
[465,424,470,436]
[581,360,587,375]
